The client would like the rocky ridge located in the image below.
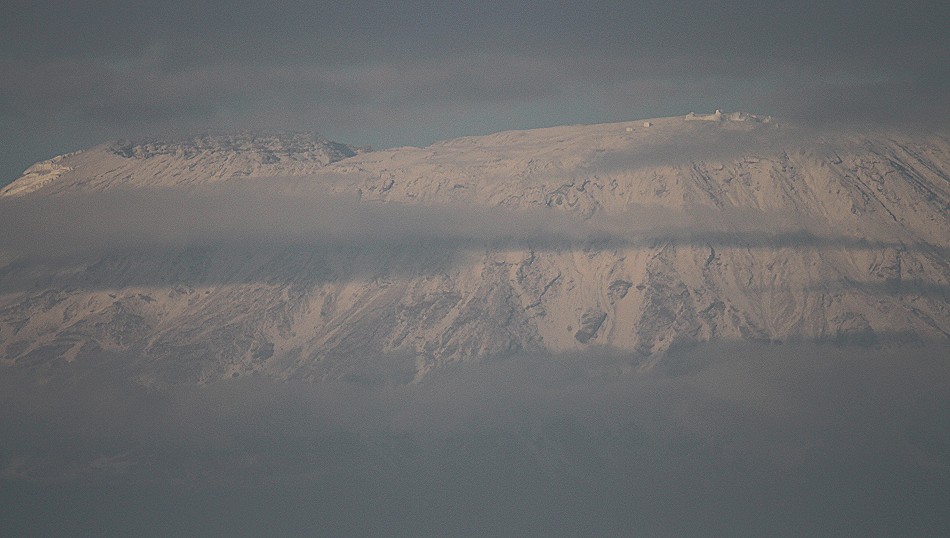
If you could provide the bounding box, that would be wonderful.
[0,131,360,196]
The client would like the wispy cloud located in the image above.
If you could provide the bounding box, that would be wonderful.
[1,181,945,295]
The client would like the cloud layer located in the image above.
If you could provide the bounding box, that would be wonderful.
[0,181,936,263]
[2,343,949,535]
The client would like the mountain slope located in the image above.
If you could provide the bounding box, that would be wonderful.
[0,131,360,196]
[1,115,949,384]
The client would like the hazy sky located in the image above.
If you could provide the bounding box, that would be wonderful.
[1,0,948,184]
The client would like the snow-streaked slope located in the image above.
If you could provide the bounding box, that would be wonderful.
[2,115,949,384]
[0,131,360,196]
[0,152,80,196]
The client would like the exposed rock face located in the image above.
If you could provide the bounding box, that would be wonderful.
[2,116,949,384]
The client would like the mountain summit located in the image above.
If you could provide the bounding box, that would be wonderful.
[1,114,949,384]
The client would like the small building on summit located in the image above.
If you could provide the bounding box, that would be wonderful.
[685,109,723,121]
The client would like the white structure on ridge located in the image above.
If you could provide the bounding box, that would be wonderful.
[685,110,773,123]
[685,109,723,121]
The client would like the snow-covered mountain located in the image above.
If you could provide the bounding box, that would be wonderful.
[2,115,949,384]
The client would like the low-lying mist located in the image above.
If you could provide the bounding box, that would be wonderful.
[2,342,949,536]
[0,182,801,259]
[0,181,934,263]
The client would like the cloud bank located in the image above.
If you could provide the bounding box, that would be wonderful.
[0,179,921,262]
[2,180,945,297]
[2,343,949,535]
